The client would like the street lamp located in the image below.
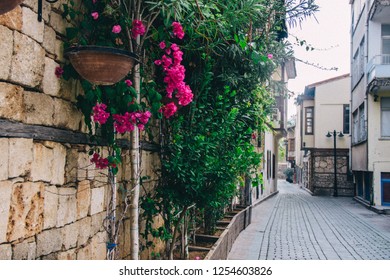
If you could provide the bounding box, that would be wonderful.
[326,130,344,197]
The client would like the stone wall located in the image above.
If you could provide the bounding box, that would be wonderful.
[306,149,354,196]
[0,1,161,259]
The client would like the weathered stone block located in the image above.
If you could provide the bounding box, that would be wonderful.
[8,138,33,178]
[90,187,105,215]
[77,180,91,220]
[91,231,107,260]
[91,212,105,236]
[23,91,54,126]
[55,38,64,62]
[42,57,61,97]
[51,143,66,185]
[57,249,77,260]
[10,31,45,88]
[43,25,56,55]
[0,26,13,79]
[43,185,58,230]
[0,6,22,30]
[7,182,44,242]
[13,237,36,260]
[22,7,44,43]
[0,82,25,122]
[49,11,67,35]
[77,216,92,246]
[57,187,77,227]
[22,0,50,22]
[61,222,78,250]
[0,181,12,243]
[65,148,78,183]
[0,244,12,259]
[77,241,92,260]
[0,139,9,180]
[77,152,89,181]
[30,143,54,183]
[36,228,62,256]
[53,98,82,131]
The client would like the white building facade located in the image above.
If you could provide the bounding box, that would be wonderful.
[350,0,390,207]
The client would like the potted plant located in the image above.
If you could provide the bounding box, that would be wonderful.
[0,0,23,15]
[62,0,140,85]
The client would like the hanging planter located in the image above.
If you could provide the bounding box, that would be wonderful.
[0,0,23,15]
[65,46,138,85]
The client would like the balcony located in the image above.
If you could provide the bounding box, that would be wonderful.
[367,54,390,85]
[370,0,390,22]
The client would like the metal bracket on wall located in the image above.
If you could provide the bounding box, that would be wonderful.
[38,0,59,22]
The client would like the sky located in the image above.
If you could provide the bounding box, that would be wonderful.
[287,0,351,118]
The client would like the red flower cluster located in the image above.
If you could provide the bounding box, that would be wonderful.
[91,153,109,169]
[55,66,64,78]
[172,22,184,39]
[154,26,193,118]
[131,20,146,38]
[113,111,152,133]
[92,103,110,124]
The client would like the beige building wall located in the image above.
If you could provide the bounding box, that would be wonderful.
[314,75,351,149]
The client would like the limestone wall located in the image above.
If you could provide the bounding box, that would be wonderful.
[0,1,161,260]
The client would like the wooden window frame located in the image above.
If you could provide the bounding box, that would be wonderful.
[305,107,314,135]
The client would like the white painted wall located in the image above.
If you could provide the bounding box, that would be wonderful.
[314,76,351,149]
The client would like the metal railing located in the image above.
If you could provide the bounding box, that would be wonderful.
[367,54,390,82]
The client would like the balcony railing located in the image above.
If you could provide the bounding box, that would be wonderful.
[367,54,390,83]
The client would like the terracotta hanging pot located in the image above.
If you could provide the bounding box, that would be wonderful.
[0,0,24,15]
[65,46,138,85]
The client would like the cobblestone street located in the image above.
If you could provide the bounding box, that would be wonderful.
[228,180,390,260]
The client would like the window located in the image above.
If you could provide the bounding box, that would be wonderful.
[352,103,367,144]
[343,104,350,134]
[305,107,314,135]
[382,25,390,64]
[381,97,390,137]
[359,104,366,140]
[352,37,365,87]
[288,139,295,152]
[272,154,276,179]
[353,110,359,143]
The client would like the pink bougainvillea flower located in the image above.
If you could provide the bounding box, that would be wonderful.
[267,53,273,59]
[154,59,162,66]
[112,25,122,34]
[161,102,177,118]
[113,113,134,134]
[176,84,193,106]
[92,0,97,4]
[195,256,201,260]
[55,66,64,78]
[125,79,132,87]
[91,153,109,169]
[170,43,180,52]
[92,103,110,125]
[131,20,146,38]
[172,21,184,39]
[252,133,257,139]
[139,111,151,125]
[91,12,99,20]
[159,41,166,49]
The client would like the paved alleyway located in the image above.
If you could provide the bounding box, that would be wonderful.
[228,180,390,260]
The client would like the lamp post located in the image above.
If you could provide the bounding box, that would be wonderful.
[326,130,344,197]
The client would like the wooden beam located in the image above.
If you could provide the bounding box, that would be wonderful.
[0,119,160,152]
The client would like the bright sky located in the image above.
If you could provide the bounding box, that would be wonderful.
[287,0,351,118]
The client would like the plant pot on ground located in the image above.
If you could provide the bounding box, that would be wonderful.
[65,45,138,85]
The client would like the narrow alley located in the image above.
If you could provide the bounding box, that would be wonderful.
[228,180,390,260]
